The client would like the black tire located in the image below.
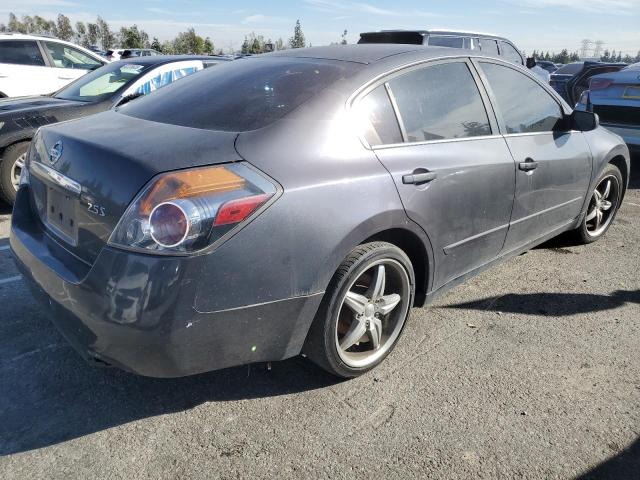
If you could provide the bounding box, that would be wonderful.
[0,141,29,205]
[303,242,415,378]
[570,163,624,245]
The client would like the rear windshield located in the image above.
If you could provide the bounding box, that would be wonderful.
[554,63,583,75]
[121,57,362,131]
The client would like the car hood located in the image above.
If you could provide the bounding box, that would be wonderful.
[0,95,82,114]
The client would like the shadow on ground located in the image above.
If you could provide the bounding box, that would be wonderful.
[446,289,639,317]
[578,437,640,479]
[0,348,339,456]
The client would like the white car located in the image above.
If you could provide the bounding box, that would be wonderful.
[106,49,161,61]
[0,33,107,98]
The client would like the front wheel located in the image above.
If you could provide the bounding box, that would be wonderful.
[571,163,623,244]
[304,242,415,378]
[0,141,29,205]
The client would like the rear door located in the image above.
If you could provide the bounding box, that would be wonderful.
[355,59,516,289]
[0,39,51,96]
[476,60,592,251]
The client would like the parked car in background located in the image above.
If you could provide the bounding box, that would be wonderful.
[576,62,640,151]
[0,55,229,204]
[358,29,526,65]
[0,33,107,98]
[10,45,629,379]
[106,49,161,61]
[550,61,626,104]
[535,60,558,73]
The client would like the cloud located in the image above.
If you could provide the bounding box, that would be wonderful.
[242,14,290,24]
[304,0,441,17]
[504,0,640,14]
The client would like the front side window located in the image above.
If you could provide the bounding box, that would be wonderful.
[355,85,403,146]
[499,42,523,65]
[0,40,45,66]
[480,62,563,134]
[44,41,102,70]
[388,62,491,142]
[480,39,499,55]
[427,35,464,49]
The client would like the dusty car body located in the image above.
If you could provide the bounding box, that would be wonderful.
[10,45,630,378]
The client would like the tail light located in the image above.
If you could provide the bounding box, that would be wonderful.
[589,78,613,90]
[108,163,278,255]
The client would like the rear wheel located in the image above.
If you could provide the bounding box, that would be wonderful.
[571,163,623,244]
[0,141,29,205]
[304,242,415,378]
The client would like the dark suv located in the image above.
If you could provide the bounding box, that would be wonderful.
[358,29,525,65]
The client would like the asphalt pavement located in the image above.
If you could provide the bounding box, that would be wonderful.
[0,159,638,479]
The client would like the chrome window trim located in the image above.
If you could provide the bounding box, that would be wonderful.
[383,82,408,142]
[369,134,504,151]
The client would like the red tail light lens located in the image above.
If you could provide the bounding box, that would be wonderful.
[589,78,613,90]
[109,163,278,255]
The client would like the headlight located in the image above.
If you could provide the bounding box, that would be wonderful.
[108,163,278,255]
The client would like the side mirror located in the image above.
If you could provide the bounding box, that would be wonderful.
[570,110,599,132]
[526,57,536,69]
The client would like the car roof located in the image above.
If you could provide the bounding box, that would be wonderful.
[361,29,509,41]
[267,44,471,64]
[0,32,77,45]
[111,55,231,66]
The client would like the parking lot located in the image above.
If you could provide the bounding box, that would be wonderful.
[0,159,638,479]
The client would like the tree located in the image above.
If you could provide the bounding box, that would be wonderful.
[203,37,214,54]
[96,16,115,50]
[636,51,640,63]
[119,25,148,49]
[173,28,205,54]
[569,51,580,62]
[87,23,99,46]
[616,52,622,62]
[601,49,610,61]
[56,14,73,41]
[75,22,87,46]
[8,13,24,33]
[341,29,348,45]
[289,19,305,49]
[151,37,162,52]
[275,38,285,51]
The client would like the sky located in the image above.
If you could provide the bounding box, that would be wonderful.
[1,0,639,55]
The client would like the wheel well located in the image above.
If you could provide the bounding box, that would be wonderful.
[609,155,628,200]
[364,228,429,306]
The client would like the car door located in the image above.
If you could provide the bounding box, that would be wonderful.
[354,59,516,289]
[475,60,592,252]
[41,40,103,91]
[0,39,51,97]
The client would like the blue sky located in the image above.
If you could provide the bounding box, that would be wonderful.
[2,0,639,55]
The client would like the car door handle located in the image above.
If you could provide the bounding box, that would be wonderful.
[518,158,539,171]
[402,171,438,184]
[58,76,74,80]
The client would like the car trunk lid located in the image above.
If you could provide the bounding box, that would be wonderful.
[28,111,241,266]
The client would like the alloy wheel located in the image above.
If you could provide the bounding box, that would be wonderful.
[585,175,619,237]
[10,152,26,191]
[335,259,410,368]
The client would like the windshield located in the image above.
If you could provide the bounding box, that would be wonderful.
[121,57,362,132]
[55,62,149,102]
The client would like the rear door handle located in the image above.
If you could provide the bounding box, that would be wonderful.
[402,171,438,184]
[58,76,74,80]
[518,158,539,171]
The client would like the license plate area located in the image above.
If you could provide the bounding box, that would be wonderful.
[623,86,640,99]
[45,187,78,245]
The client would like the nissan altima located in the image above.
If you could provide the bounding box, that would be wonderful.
[10,45,630,378]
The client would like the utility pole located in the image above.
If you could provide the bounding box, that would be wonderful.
[593,40,605,59]
[580,39,592,59]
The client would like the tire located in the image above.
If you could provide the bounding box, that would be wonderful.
[0,141,29,205]
[570,163,623,245]
[303,242,415,378]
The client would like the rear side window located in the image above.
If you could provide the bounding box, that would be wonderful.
[481,63,563,134]
[388,62,491,142]
[355,85,403,146]
[427,36,464,49]
[0,40,45,66]
[44,41,102,70]
[479,39,499,55]
[122,57,362,132]
[499,42,523,65]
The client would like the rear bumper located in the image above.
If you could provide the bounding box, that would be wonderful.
[10,187,322,377]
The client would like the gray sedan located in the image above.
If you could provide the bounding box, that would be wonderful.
[10,45,630,378]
